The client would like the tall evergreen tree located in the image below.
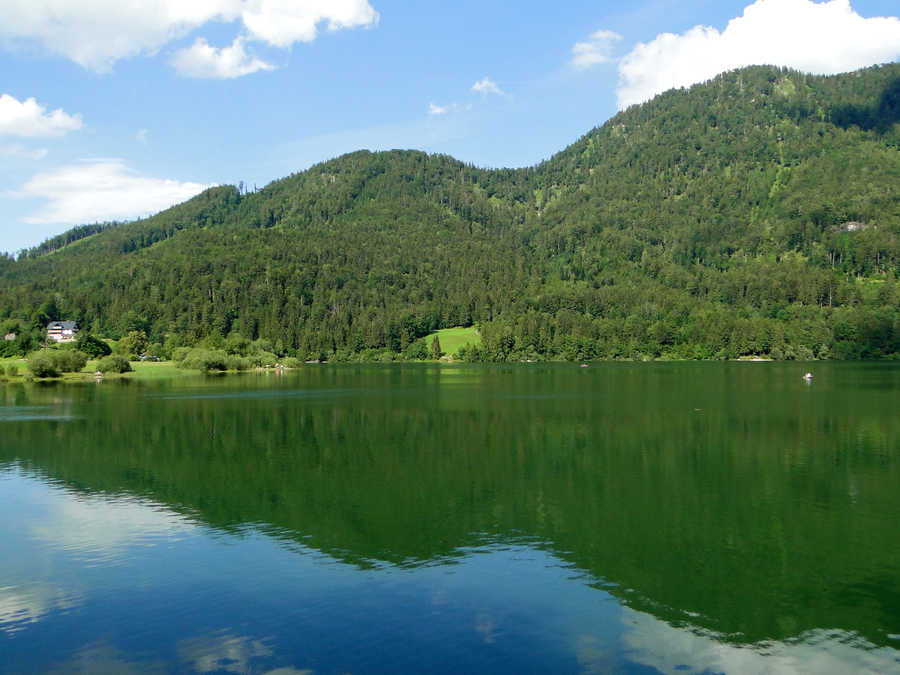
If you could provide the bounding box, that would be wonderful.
[430,335,443,360]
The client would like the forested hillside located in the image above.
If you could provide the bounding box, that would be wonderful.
[2,64,898,361]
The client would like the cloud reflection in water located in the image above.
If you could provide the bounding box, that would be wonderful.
[29,490,197,565]
[0,584,83,635]
[621,607,900,675]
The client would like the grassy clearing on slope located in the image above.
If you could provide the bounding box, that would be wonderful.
[428,326,481,356]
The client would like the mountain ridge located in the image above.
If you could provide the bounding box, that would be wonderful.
[2,63,898,361]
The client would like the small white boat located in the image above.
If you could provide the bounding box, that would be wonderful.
[803,372,813,381]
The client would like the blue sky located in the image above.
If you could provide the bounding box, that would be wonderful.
[1,0,898,254]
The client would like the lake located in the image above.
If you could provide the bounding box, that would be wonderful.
[1,362,898,674]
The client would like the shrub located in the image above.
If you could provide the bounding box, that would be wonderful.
[251,338,274,355]
[97,355,132,373]
[23,349,85,376]
[248,350,278,367]
[282,357,301,369]
[147,342,167,360]
[171,347,191,363]
[27,352,60,378]
[224,332,251,356]
[456,343,487,362]
[406,340,429,360]
[54,350,88,373]
[7,364,18,377]
[180,348,228,372]
[225,355,250,371]
[75,334,112,358]
[119,330,149,359]
[164,334,186,355]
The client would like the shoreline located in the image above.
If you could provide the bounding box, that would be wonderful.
[5,355,890,387]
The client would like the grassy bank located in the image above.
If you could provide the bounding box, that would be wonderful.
[103,360,190,380]
[0,357,192,384]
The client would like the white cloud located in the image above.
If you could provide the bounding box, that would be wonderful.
[471,77,504,96]
[0,0,380,73]
[15,159,211,227]
[240,0,379,48]
[616,0,900,108]
[0,144,49,160]
[572,29,622,69]
[171,37,275,79]
[136,129,149,145]
[0,93,83,138]
[0,0,236,72]
[427,102,470,116]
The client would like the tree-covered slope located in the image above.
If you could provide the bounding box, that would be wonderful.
[2,64,898,361]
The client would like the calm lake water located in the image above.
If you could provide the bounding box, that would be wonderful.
[1,362,898,674]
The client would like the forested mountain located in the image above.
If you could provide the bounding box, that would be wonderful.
[2,64,899,361]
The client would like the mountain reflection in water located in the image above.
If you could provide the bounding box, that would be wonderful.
[1,362,899,673]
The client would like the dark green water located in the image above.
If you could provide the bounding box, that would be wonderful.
[1,363,898,673]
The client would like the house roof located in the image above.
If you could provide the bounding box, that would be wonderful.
[47,321,78,330]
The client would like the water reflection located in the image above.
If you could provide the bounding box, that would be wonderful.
[0,584,83,636]
[623,612,900,674]
[0,466,597,671]
[0,404,76,422]
[4,466,899,673]
[177,632,276,674]
[48,641,167,674]
[30,490,197,565]
[1,363,899,672]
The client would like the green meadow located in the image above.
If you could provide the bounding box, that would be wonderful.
[428,326,481,356]
[0,356,188,383]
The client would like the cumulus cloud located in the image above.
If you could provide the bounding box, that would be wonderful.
[471,77,504,96]
[0,0,379,73]
[0,94,83,138]
[240,0,380,48]
[171,37,275,79]
[0,0,233,72]
[572,29,622,69]
[615,0,900,108]
[15,159,210,227]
